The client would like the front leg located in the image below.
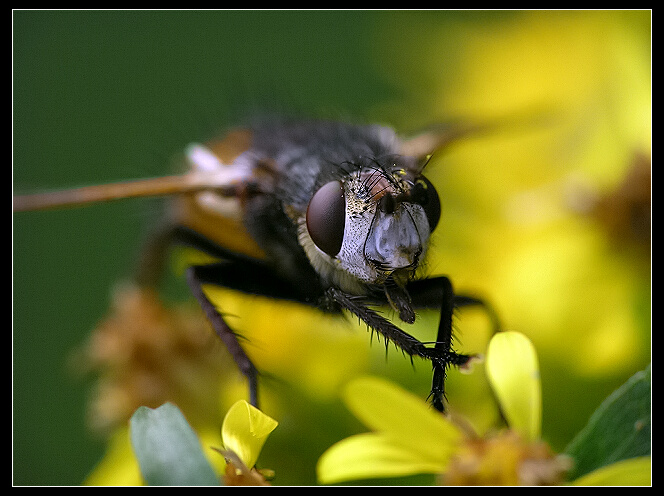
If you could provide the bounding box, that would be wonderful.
[408,276,500,412]
[327,286,470,412]
[414,276,471,412]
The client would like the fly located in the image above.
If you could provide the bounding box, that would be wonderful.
[14,119,499,412]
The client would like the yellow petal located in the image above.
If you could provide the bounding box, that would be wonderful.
[342,376,463,463]
[486,331,541,441]
[221,400,278,469]
[570,457,651,486]
[317,432,451,484]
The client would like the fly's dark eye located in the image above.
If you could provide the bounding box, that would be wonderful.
[411,176,441,232]
[306,180,346,256]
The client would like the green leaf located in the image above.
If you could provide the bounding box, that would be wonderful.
[129,403,221,486]
[564,365,651,481]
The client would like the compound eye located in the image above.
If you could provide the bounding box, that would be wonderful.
[306,180,346,256]
[411,176,441,232]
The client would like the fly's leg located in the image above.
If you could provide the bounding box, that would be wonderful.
[430,277,460,412]
[425,277,472,413]
[185,264,260,408]
[328,287,468,412]
[407,277,501,412]
[385,276,474,412]
[177,249,317,411]
[328,288,430,359]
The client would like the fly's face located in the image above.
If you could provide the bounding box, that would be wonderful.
[300,160,441,296]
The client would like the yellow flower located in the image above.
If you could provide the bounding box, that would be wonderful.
[317,332,558,485]
[221,400,278,471]
[218,400,278,486]
[317,375,464,482]
[317,331,649,485]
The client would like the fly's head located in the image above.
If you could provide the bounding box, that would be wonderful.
[299,156,441,299]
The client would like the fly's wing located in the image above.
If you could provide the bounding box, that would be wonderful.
[399,122,476,160]
[399,110,556,172]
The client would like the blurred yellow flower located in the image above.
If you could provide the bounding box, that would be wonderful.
[486,331,541,441]
[371,10,650,449]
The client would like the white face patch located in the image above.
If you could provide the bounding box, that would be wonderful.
[337,171,429,285]
[364,202,429,272]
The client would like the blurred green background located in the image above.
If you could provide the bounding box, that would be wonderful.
[13,10,650,486]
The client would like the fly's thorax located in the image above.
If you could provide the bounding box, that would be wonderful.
[300,165,441,295]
